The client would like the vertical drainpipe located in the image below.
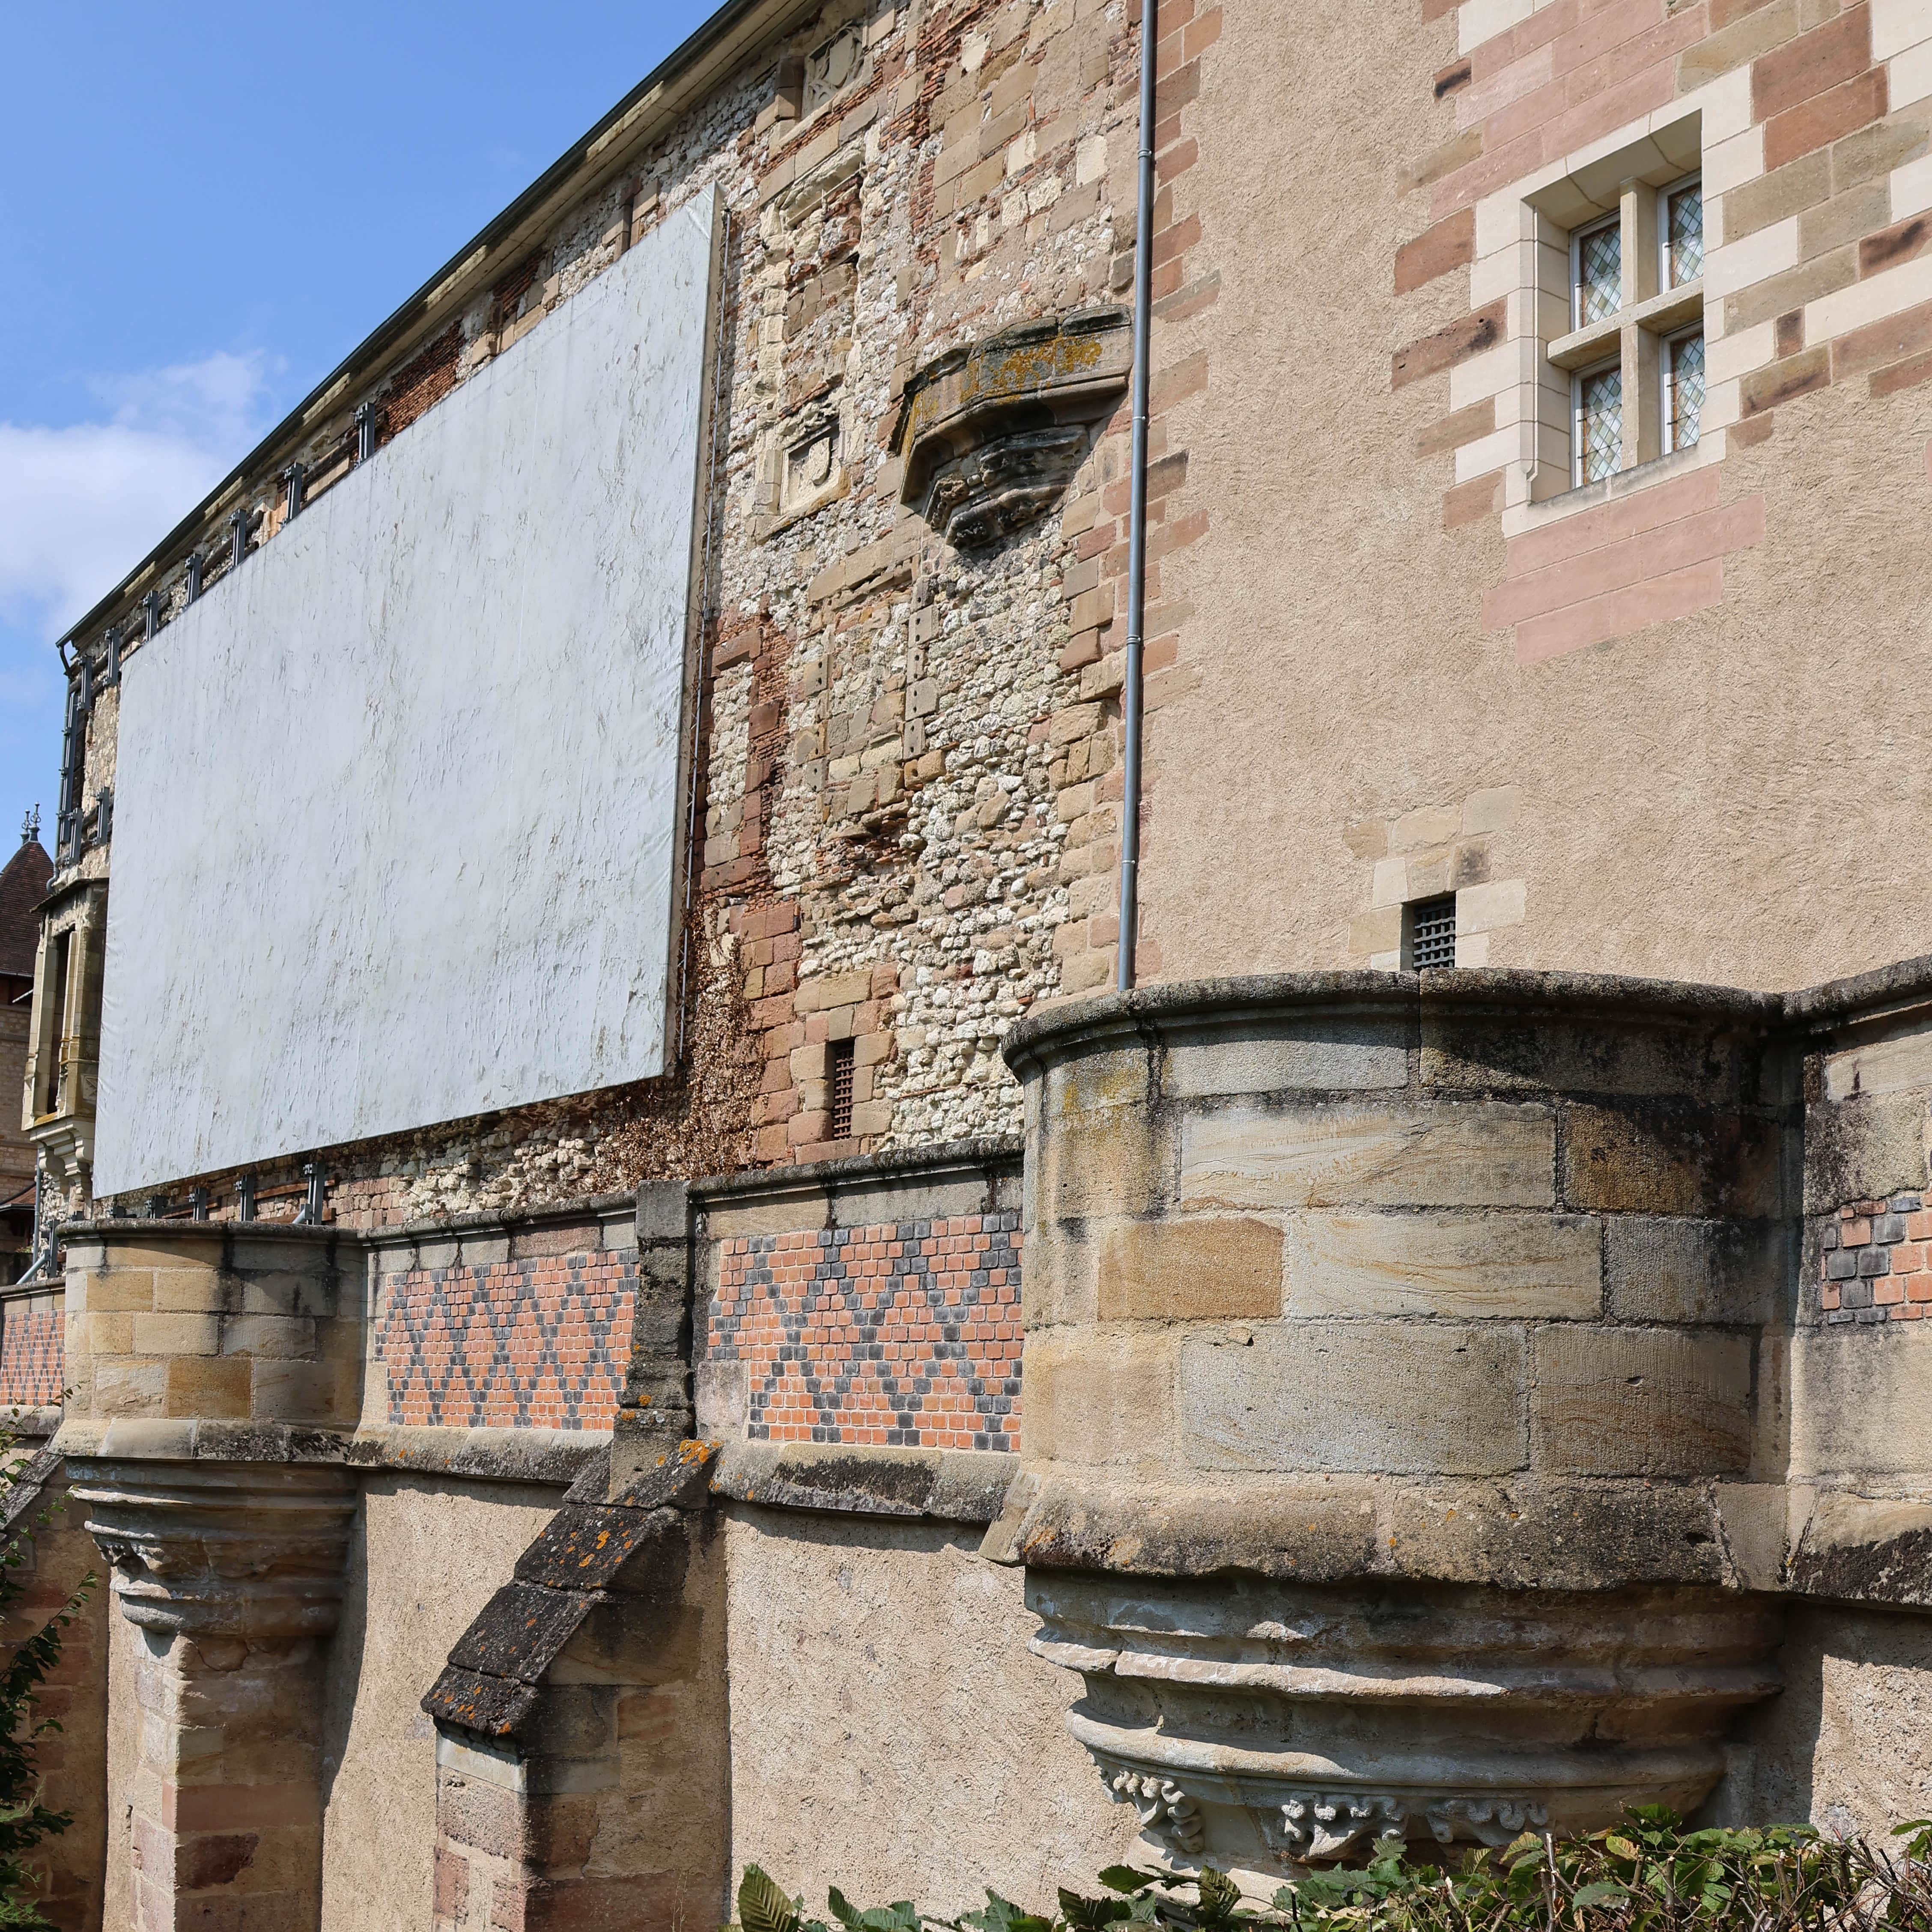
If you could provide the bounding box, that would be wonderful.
[1115,0,1157,991]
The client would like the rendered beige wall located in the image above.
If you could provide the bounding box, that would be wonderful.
[724,1508,1137,1913]
[1716,1604,1932,1834]
[1148,0,1932,993]
[319,1473,566,1932]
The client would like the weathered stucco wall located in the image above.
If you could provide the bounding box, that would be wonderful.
[1717,1604,1932,1835]
[1143,0,1932,994]
[319,1474,567,1932]
[724,1507,1136,1912]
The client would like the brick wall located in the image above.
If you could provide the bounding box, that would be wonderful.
[707,1211,1023,1448]
[0,1289,63,1409]
[375,1220,637,1430]
[1819,1190,1932,1321]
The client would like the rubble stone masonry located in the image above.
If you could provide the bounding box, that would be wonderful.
[48,0,1168,1239]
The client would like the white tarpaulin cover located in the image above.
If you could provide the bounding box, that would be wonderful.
[92,186,719,1196]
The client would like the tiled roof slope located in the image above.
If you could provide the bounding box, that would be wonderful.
[0,841,51,979]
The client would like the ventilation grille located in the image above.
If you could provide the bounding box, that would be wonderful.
[1407,895,1458,972]
[829,1038,856,1139]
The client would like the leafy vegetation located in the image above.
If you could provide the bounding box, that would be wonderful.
[733,1809,1932,1932]
[0,1429,92,1930]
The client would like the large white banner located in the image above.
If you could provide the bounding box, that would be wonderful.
[93,187,719,1196]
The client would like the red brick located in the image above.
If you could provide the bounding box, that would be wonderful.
[1392,298,1508,388]
[1871,346,1932,397]
[1753,3,1871,121]
[1832,294,1932,379]
[1395,207,1478,294]
[1443,471,1503,528]
[1514,555,1726,664]
[1765,67,1887,170]
[1861,212,1932,277]
[1741,344,1831,413]
[1416,396,1498,459]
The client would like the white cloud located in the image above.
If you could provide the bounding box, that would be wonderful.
[0,349,279,641]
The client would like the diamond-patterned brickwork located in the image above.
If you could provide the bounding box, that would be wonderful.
[0,1303,63,1408]
[379,1252,635,1429]
[708,1214,1022,1450]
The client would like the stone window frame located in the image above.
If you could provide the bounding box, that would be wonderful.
[1469,72,1760,547]
[1530,119,1706,502]
[21,878,107,1189]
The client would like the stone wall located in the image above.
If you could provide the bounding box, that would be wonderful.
[320,1471,571,1932]
[42,0,1156,1237]
[1134,0,1932,996]
[723,1507,1134,1912]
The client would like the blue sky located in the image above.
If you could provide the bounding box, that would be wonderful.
[0,0,714,851]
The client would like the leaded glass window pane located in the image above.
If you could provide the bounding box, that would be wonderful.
[1579,364,1622,483]
[1576,220,1622,326]
[1668,331,1705,452]
[1667,183,1703,287]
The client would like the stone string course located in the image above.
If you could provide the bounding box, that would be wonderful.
[708,1212,1023,1447]
[56,0,1202,1235]
[1819,1192,1932,1322]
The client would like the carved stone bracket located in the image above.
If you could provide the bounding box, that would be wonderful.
[1107,1768,1206,1854]
[1100,1774,1554,1868]
[66,1457,357,1639]
[892,309,1130,546]
[1043,1571,1780,1872]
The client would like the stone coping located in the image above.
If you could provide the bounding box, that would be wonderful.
[57,1144,1023,1255]
[48,1418,603,1487]
[60,1219,348,1253]
[1002,959,1932,1069]
[29,1419,1024,1518]
[686,1135,1021,1204]
[712,1439,1017,1524]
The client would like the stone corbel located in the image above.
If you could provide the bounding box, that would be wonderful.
[891,309,1130,548]
[66,1456,358,1930]
[67,1457,357,1637]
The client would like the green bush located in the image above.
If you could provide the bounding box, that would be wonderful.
[733,1808,1932,1932]
[0,1431,92,1931]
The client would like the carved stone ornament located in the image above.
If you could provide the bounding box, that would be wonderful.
[67,1458,357,1640]
[1108,1768,1207,1854]
[891,309,1130,547]
[1037,1571,1780,1872]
